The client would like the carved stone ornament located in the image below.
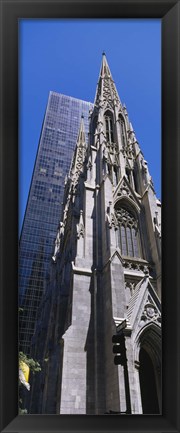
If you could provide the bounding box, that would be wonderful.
[87,160,92,171]
[123,259,151,275]
[103,147,109,162]
[146,306,156,318]
[116,179,134,202]
[115,207,137,229]
[141,158,147,172]
[125,281,136,295]
[106,202,118,229]
[77,210,85,239]
[121,141,135,159]
[140,302,160,324]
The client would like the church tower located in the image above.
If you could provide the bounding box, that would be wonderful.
[30,54,161,415]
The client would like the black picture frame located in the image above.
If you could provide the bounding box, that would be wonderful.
[1,0,180,432]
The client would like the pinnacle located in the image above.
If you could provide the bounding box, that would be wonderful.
[94,53,121,107]
[77,115,86,146]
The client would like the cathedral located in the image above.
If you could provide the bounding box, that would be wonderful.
[29,53,161,415]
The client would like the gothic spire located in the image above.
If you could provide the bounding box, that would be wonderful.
[94,52,121,109]
[100,51,112,78]
[77,114,86,145]
[70,115,86,184]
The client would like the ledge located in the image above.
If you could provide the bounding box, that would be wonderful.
[72,262,92,276]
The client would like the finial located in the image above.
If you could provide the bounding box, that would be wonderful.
[81,114,84,119]
[102,51,106,56]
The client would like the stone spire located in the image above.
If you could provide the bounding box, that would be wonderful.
[94,52,121,109]
[70,115,86,186]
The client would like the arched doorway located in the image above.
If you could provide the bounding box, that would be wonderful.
[134,323,161,414]
[139,347,159,414]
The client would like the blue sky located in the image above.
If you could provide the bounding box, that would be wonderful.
[19,19,161,232]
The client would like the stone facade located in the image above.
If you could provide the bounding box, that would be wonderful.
[30,54,161,415]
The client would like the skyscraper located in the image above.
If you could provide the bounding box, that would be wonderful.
[29,54,161,415]
[19,92,92,355]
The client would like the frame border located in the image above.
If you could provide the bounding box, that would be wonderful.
[1,1,180,432]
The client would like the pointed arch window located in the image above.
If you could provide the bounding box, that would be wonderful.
[105,112,114,144]
[119,115,126,148]
[115,206,142,258]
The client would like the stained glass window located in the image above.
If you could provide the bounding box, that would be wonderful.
[115,206,141,258]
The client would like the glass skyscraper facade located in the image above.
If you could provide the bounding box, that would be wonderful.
[19,92,92,355]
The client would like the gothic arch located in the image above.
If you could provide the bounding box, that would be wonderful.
[134,322,161,364]
[114,199,142,258]
[118,111,126,124]
[134,322,161,413]
[114,196,140,215]
[114,195,150,260]
[104,109,114,144]
[118,113,127,148]
[104,107,114,118]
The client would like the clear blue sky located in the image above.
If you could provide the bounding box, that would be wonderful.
[19,19,161,232]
